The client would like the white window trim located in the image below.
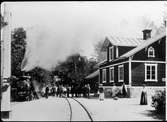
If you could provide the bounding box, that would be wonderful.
[109,46,114,61]
[116,46,119,58]
[118,65,124,82]
[109,67,114,82]
[102,69,106,83]
[148,46,155,58]
[145,63,158,82]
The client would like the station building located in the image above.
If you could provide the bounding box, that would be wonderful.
[86,26,166,98]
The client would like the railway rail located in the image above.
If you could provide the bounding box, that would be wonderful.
[64,96,93,121]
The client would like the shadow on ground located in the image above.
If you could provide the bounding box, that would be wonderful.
[142,110,165,121]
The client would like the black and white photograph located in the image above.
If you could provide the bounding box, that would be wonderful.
[1,1,167,121]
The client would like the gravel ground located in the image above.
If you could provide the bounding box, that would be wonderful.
[2,96,164,121]
[67,98,91,121]
[76,97,163,121]
[4,97,70,121]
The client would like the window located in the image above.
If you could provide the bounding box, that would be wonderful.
[102,69,106,83]
[109,67,114,82]
[109,46,114,61]
[148,46,155,58]
[145,64,157,81]
[118,65,124,82]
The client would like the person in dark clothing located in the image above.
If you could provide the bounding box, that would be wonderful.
[67,86,70,97]
[122,83,127,98]
[45,86,49,98]
[33,90,39,99]
[140,84,148,105]
[71,86,74,97]
[51,86,56,96]
[58,85,63,97]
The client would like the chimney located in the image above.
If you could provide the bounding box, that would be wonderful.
[142,29,152,40]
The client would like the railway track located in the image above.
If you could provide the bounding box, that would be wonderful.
[64,96,93,122]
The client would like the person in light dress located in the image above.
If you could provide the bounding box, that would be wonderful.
[99,85,104,101]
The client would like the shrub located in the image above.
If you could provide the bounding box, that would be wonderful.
[151,89,166,114]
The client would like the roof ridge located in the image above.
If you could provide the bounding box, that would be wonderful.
[109,35,143,40]
[120,31,166,58]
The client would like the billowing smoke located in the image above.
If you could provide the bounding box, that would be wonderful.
[22,25,86,71]
[18,2,164,72]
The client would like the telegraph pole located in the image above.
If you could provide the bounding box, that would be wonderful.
[165,13,167,122]
[1,2,12,119]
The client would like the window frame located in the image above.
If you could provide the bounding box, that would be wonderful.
[109,46,114,61]
[109,67,114,82]
[148,46,155,58]
[145,63,157,82]
[102,68,106,83]
[118,65,124,82]
[116,46,119,58]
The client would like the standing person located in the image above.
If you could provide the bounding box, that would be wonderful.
[71,86,74,97]
[42,86,45,97]
[122,82,127,98]
[48,85,52,96]
[63,86,67,97]
[57,85,60,97]
[99,86,104,101]
[112,83,118,100]
[45,86,49,99]
[67,86,70,98]
[140,84,148,105]
[51,85,56,96]
[87,84,90,98]
[54,85,58,97]
[59,85,63,98]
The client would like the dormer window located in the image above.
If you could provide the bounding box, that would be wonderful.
[109,46,114,61]
[148,46,155,58]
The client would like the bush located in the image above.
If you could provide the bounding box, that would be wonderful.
[151,89,166,114]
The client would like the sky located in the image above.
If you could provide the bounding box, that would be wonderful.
[1,1,166,71]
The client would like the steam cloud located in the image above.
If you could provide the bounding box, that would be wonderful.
[22,25,86,71]
[18,2,164,71]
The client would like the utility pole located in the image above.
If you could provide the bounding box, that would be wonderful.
[165,11,167,120]
[1,2,12,119]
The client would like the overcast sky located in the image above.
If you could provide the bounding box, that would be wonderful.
[1,1,166,71]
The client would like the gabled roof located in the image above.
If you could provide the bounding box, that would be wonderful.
[120,31,166,58]
[97,59,107,66]
[101,36,143,51]
[85,70,99,79]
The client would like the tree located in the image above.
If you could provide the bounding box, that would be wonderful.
[11,27,26,76]
[86,58,98,74]
[54,53,97,86]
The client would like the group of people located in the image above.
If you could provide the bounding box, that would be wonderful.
[98,83,148,105]
[41,84,91,99]
[99,83,128,101]
[42,84,71,98]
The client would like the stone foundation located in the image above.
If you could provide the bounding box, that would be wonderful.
[103,86,165,99]
[129,86,166,98]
